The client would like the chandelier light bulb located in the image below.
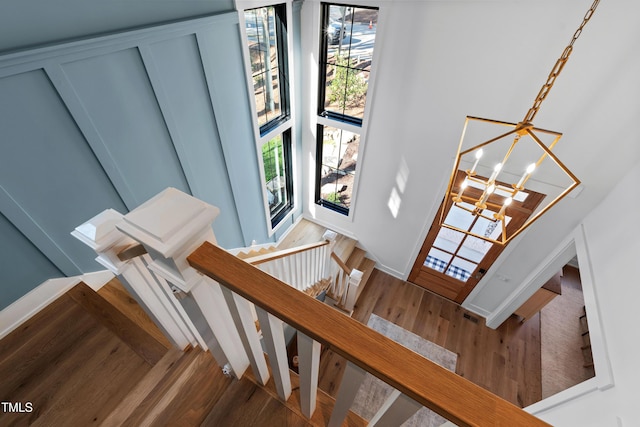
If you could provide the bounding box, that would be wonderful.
[496,196,513,219]
[489,163,502,182]
[469,149,483,174]
[516,162,538,189]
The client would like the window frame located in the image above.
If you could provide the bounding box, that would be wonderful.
[238,1,297,235]
[313,2,380,218]
[261,128,295,227]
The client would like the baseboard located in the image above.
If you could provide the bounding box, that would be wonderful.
[0,270,114,340]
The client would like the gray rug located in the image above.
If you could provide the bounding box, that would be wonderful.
[351,314,458,427]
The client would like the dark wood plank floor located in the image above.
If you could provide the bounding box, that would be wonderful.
[318,269,542,408]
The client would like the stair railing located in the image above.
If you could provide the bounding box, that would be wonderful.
[239,232,363,312]
[242,240,330,294]
[89,188,549,427]
[188,241,550,427]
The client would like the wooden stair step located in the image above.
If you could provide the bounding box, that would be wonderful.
[99,347,185,426]
[0,293,82,374]
[303,279,331,299]
[201,377,313,427]
[25,330,150,426]
[241,360,367,427]
[277,219,327,249]
[67,282,170,366]
[236,245,278,260]
[277,219,358,262]
[0,294,105,409]
[97,278,172,349]
[0,290,152,426]
[120,348,231,426]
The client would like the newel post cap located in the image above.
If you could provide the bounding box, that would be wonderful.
[117,188,220,258]
[72,209,127,252]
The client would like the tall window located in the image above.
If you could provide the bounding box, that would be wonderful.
[245,4,290,132]
[242,3,294,230]
[262,131,293,226]
[315,3,378,215]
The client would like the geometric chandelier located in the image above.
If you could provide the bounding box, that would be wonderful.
[440,0,601,244]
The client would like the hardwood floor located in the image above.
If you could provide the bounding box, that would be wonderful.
[318,268,542,408]
[0,290,157,426]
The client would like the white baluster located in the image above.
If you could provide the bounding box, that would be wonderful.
[116,188,250,378]
[255,306,292,401]
[220,287,270,385]
[328,361,367,427]
[369,389,423,426]
[297,331,321,418]
[72,209,201,350]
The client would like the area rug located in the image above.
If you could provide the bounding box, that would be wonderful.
[351,314,457,427]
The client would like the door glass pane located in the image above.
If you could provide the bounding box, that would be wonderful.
[434,227,464,253]
[446,257,477,282]
[458,235,492,263]
[443,204,475,231]
[471,211,511,240]
[425,248,453,273]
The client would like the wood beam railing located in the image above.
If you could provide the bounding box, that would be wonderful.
[243,240,330,265]
[188,241,550,427]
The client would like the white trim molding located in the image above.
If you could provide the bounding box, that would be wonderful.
[0,270,114,340]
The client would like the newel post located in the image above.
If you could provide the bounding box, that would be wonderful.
[343,268,363,313]
[72,209,202,350]
[115,188,250,378]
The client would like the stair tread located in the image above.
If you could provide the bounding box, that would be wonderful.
[236,246,278,259]
[242,360,367,427]
[28,331,150,426]
[97,278,172,350]
[67,282,169,366]
[202,377,313,427]
[121,348,230,426]
[100,347,185,427]
[0,294,82,375]
[277,219,358,260]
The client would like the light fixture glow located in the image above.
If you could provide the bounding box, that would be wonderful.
[441,0,598,244]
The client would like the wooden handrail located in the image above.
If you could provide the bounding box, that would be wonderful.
[243,240,330,265]
[330,251,352,275]
[188,242,550,427]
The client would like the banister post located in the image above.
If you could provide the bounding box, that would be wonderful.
[368,389,422,426]
[343,268,363,314]
[115,188,250,378]
[297,331,321,418]
[328,361,367,427]
[72,208,202,350]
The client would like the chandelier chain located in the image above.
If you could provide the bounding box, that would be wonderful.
[523,0,601,124]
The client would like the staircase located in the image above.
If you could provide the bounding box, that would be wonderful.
[242,218,377,313]
[0,279,367,427]
[3,188,549,427]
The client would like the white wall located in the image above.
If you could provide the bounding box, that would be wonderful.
[535,159,640,426]
[301,0,640,308]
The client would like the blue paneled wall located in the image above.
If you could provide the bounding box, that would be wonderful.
[0,10,300,310]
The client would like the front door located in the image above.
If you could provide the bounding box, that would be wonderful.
[408,173,544,304]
